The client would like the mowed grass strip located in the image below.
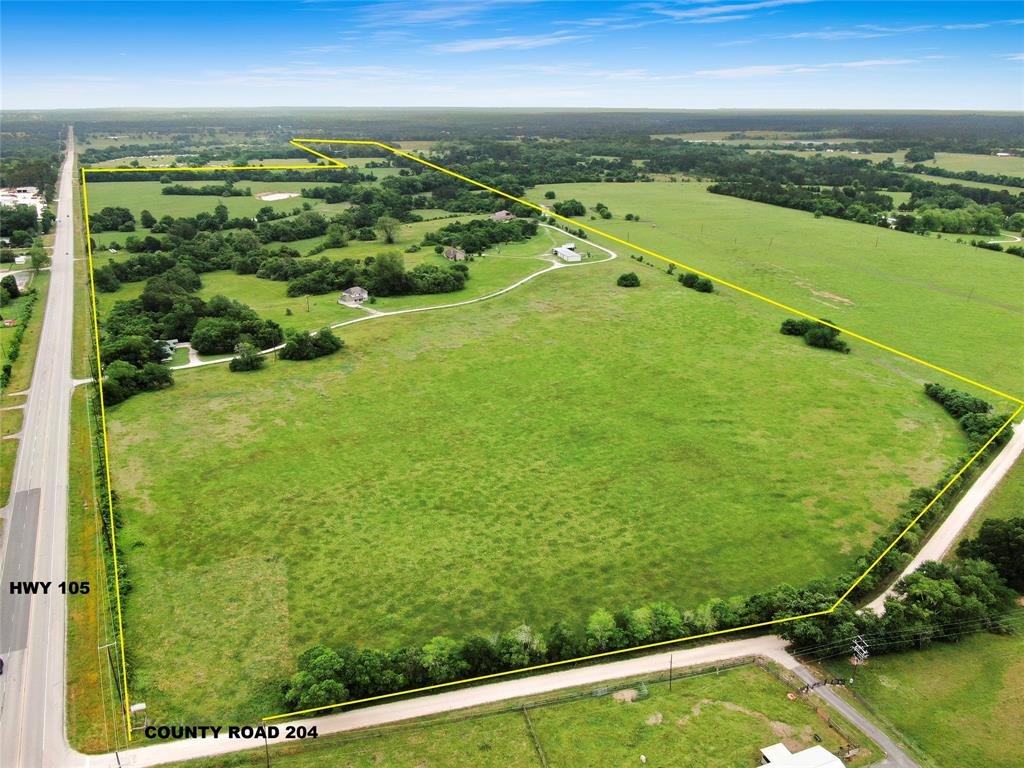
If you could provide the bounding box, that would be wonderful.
[107,255,966,721]
[525,182,1024,394]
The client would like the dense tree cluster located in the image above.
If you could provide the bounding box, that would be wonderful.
[958,518,1024,592]
[923,382,1010,450]
[779,317,849,353]
[279,327,344,360]
[422,218,538,255]
[161,183,249,197]
[552,199,586,217]
[0,204,50,246]
[90,206,136,232]
[708,180,897,226]
[256,211,329,243]
[253,249,469,299]
[100,265,282,402]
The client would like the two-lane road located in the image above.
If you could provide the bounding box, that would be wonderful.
[0,128,78,767]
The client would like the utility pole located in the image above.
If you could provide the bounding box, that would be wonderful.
[669,654,673,692]
[851,635,869,685]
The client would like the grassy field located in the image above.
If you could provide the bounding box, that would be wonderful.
[106,239,970,720]
[894,171,1022,193]
[1,271,51,394]
[2,407,23,436]
[525,181,1024,395]
[0,436,17,506]
[168,662,874,768]
[84,179,327,220]
[65,388,126,753]
[919,152,1024,177]
[827,627,1024,768]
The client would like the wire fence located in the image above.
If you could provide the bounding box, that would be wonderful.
[166,655,872,767]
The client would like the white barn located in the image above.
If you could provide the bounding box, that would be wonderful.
[553,245,582,263]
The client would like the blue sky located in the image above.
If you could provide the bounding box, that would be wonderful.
[1,1,1022,110]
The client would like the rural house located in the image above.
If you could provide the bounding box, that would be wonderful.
[491,210,515,222]
[443,246,467,261]
[339,286,369,304]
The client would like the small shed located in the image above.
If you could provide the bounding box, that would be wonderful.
[443,247,467,261]
[491,210,515,222]
[553,245,582,263]
[340,286,369,304]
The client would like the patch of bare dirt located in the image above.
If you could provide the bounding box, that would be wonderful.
[613,689,638,703]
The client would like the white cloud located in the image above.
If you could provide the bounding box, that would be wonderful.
[355,0,540,28]
[689,14,753,24]
[432,32,586,53]
[656,0,814,21]
[696,58,916,78]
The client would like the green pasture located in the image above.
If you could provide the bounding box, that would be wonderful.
[167,663,873,767]
[828,627,1024,768]
[84,180,323,220]
[525,181,1024,395]
[107,245,968,720]
[895,172,1021,193]
[921,152,1024,177]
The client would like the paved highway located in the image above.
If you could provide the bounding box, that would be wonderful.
[0,129,77,767]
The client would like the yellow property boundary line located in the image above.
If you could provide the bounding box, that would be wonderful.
[78,139,1023,734]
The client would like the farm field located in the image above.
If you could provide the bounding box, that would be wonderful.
[525,181,1024,394]
[894,172,1022,193]
[104,241,971,721]
[919,151,1024,176]
[167,663,874,768]
[84,179,328,219]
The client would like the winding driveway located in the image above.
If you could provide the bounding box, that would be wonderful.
[171,224,616,371]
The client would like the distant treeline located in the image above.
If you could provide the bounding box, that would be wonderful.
[7,107,1022,144]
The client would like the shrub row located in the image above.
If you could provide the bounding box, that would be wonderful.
[779,317,849,353]
[678,272,713,293]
